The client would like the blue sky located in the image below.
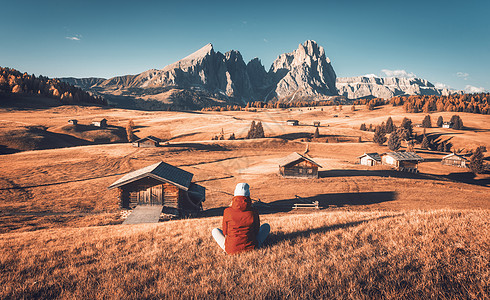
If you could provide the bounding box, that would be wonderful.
[1,0,489,92]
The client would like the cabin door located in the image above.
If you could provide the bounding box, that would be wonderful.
[137,185,163,205]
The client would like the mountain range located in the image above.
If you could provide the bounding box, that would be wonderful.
[62,40,458,109]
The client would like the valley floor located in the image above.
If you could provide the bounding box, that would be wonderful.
[0,104,488,298]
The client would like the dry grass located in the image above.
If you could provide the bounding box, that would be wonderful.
[0,209,488,299]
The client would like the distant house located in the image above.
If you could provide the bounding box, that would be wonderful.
[313,121,321,127]
[278,152,322,178]
[68,119,78,125]
[287,120,299,126]
[133,136,162,148]
[442,122,454,129]
[380,152,424,172]
[92,118,107,128]
[358,153,381,166]
[414,123,423,128]
[441,153,469,168]
[108,161,205,217]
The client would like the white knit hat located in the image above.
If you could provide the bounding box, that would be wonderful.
[234,183,250,197]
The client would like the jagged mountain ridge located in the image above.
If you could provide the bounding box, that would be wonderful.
[61,40,457,109]
[336,76,458,99]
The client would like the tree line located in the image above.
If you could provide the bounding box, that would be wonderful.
[0,67,107,106]
[390,93,490,114]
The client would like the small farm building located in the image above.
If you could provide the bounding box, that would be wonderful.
[287,120,299,126]
[441,153,468,168]
[278,152,322,178]
[92,118,107,127]
[313,121,321,127]
[442,122,454,129]
[133,136,162,148]
[68,119,78,125]
[380,152,424,172]
[108,161,205,217]
[358,153,381,166]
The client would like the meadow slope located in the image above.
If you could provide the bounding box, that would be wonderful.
[1,209,488,299]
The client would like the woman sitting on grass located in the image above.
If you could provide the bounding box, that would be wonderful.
[212,183,270,254]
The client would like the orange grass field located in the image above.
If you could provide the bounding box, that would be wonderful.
[0,104,489,298]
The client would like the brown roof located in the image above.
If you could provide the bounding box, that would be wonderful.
[278,152,322,168]
[381,152,424,161]
[135,135,162,143]
[358,152,381,161]
[442,153,468,161]
[108,161,193,190]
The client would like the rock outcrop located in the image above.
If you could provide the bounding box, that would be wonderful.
[269,40,337,100]
[336,76,456,99]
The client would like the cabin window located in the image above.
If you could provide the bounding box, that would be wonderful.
[308,169,313,174]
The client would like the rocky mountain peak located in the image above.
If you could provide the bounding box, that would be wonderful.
[269,40,337,99]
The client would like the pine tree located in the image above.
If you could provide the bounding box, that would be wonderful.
[422,115,432,128]
[388,131,401,151]
[437,141,445,152]
[255,121,265,138]
[470,146,486,174]
[421,135,430,149]
[444,141,452,152]
[436,116,443,127]
[450,115,464,130]
[360,123,367,131]
[385,117,395,133]
[228,133,236,140]
[313,127,320,138]
[400,117,413,136]
[373,126,387,145]
[246,121,256,139]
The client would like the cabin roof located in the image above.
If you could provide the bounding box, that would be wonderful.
[287,119,299,122]
[278,152,322,168]
[108,161,193,190]
[135,135,162,143]
[358,152,381,161]
[442,153,468,161]
[381,152,424,161]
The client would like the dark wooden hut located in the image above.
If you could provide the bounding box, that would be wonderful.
[108,161,205,217]
[68,119,78,125]
[287,120,299,126]
[92,118,107,127]
[133,136,162,148]
[380,152,424,172]
[278,152,322,178]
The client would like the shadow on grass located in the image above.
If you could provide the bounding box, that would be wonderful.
[264,214,399,248]
[162,142,230,152]
[202,191,397,217]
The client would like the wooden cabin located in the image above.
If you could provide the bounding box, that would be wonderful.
[68,119,78,125]
[278,152,322,178]
[313,121,321,127]
[358,153,381,166]
[108,161,205,217]
[441,153,468,168]
[442,122,454,129]
[133,136,162,148]
[287,120,299,126]
[380,152,424,172]
[92,118,107,127]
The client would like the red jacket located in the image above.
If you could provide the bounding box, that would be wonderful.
[223,196,260,254]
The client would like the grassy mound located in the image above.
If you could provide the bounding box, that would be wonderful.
[1,210,487,299]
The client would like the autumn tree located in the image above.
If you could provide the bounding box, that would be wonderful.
[126,119,136,142]
[422,115,432,128]
[359,123,367,131]
[255,121,265,138]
